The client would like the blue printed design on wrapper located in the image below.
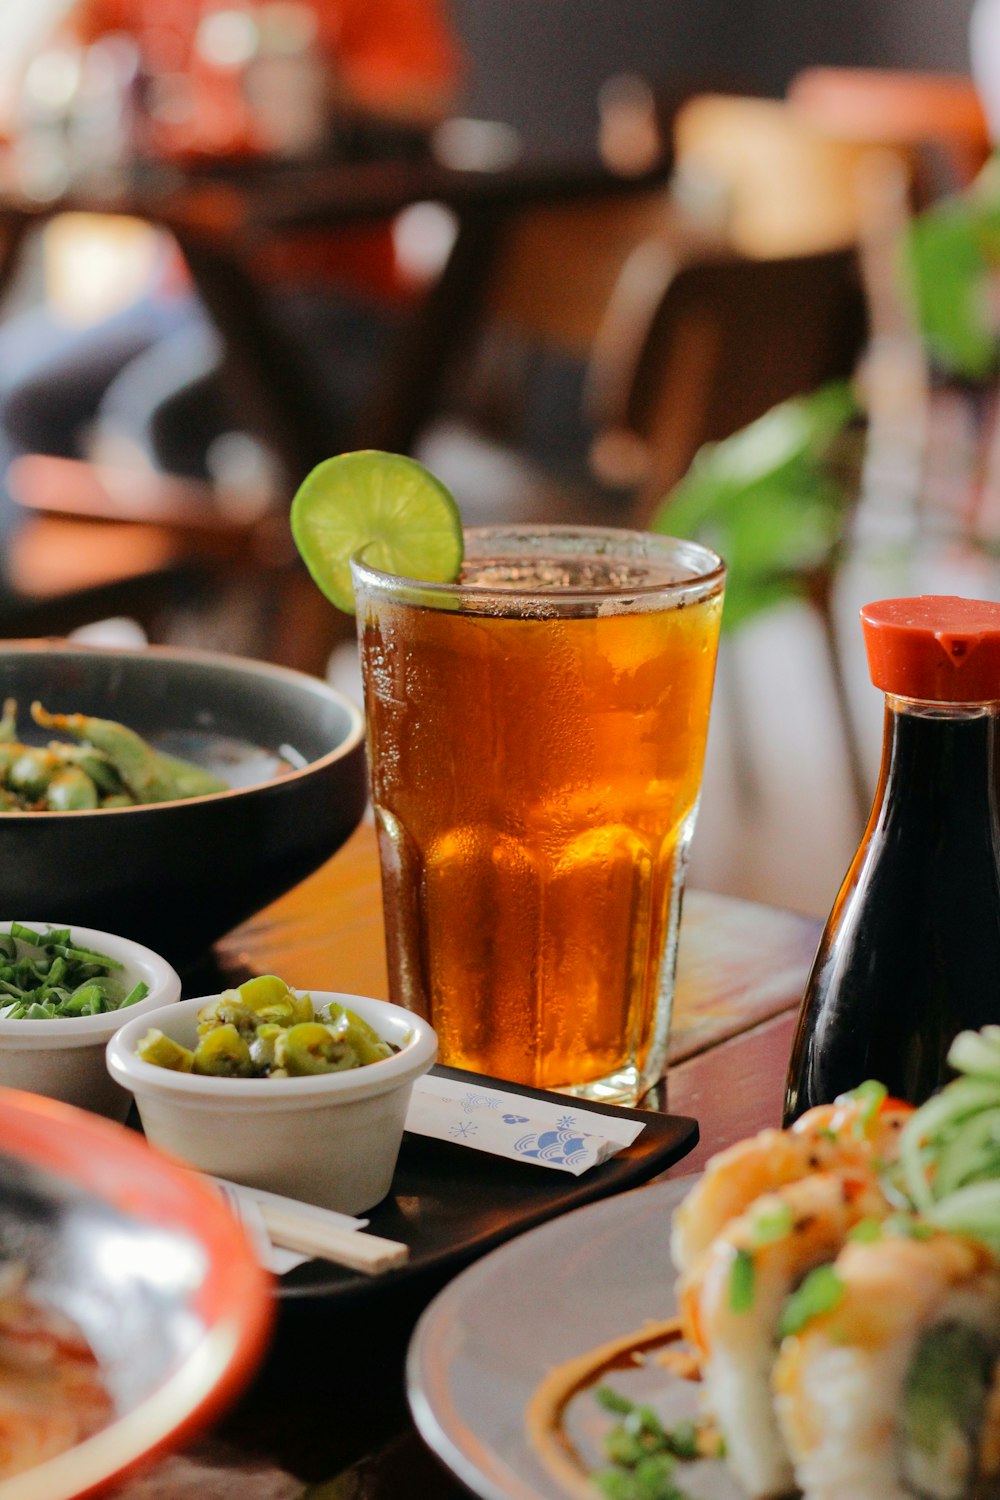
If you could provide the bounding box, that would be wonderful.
[514,1128,593,1167]
[461,1092,503,1115]
[502,1114,530,1125]
[450,1121,478,1140]
[557,1115,579,1130]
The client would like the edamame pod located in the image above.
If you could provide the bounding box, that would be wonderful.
[30,702,227,803]
[6,748,58,803]
[47,742,125,797]
[44,767,100,812]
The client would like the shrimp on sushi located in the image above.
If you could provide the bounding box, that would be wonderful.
[773,1227,1000,1500]
[678,1169,892,1498]
[671,1088,912,1275]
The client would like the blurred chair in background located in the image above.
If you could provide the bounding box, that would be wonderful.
[405,94,882,536]
[671,93,915,258]
[587,246,867,524]
[409,179,709,527]
[664,90,921,491]
[786,67,991,203]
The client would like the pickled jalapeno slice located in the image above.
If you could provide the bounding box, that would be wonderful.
[136,974,397,1078]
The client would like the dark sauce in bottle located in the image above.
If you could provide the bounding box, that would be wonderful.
[784,700,1000,1119]
[784,595,1000,1124]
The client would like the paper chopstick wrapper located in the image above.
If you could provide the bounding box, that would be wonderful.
[213,1178,369,1275]
[214,1184,303,1275]
[404,1074,645,1175]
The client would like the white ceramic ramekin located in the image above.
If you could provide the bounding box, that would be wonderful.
[0,921,181,1120]
[106,990,438,1214]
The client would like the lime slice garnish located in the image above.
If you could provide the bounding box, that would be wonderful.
[290,450,463,614]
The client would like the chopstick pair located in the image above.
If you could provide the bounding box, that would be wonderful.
[212,1177,409,1276]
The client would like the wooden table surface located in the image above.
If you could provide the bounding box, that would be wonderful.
[114,826,822,1499]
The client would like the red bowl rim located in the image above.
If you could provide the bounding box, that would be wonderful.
[0,1086,274,1500]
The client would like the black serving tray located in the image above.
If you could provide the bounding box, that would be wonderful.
[215,1068,696,1474]
[277,1063,698,1304]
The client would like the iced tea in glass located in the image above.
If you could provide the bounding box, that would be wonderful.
[352,526,725,1103]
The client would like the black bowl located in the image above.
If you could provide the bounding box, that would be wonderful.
[0,641,368,970]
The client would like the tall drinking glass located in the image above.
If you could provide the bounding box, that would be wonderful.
[352,525,725,1104]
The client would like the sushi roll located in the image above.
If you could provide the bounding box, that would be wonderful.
[773,1228,1000,1500]
[678,1169,891,1498]
[671,1090,911,1275]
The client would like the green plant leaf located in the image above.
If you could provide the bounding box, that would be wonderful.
[649,383,857,631]
[905,200,997,381]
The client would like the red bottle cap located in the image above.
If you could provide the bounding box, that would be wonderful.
[861,596,1000,702]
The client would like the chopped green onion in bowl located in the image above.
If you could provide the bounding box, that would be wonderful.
[0,923,149,1019]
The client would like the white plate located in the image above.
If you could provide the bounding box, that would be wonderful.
[406,1175,743,1500]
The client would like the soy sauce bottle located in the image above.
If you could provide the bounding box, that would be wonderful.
[784,595,1000,1122]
